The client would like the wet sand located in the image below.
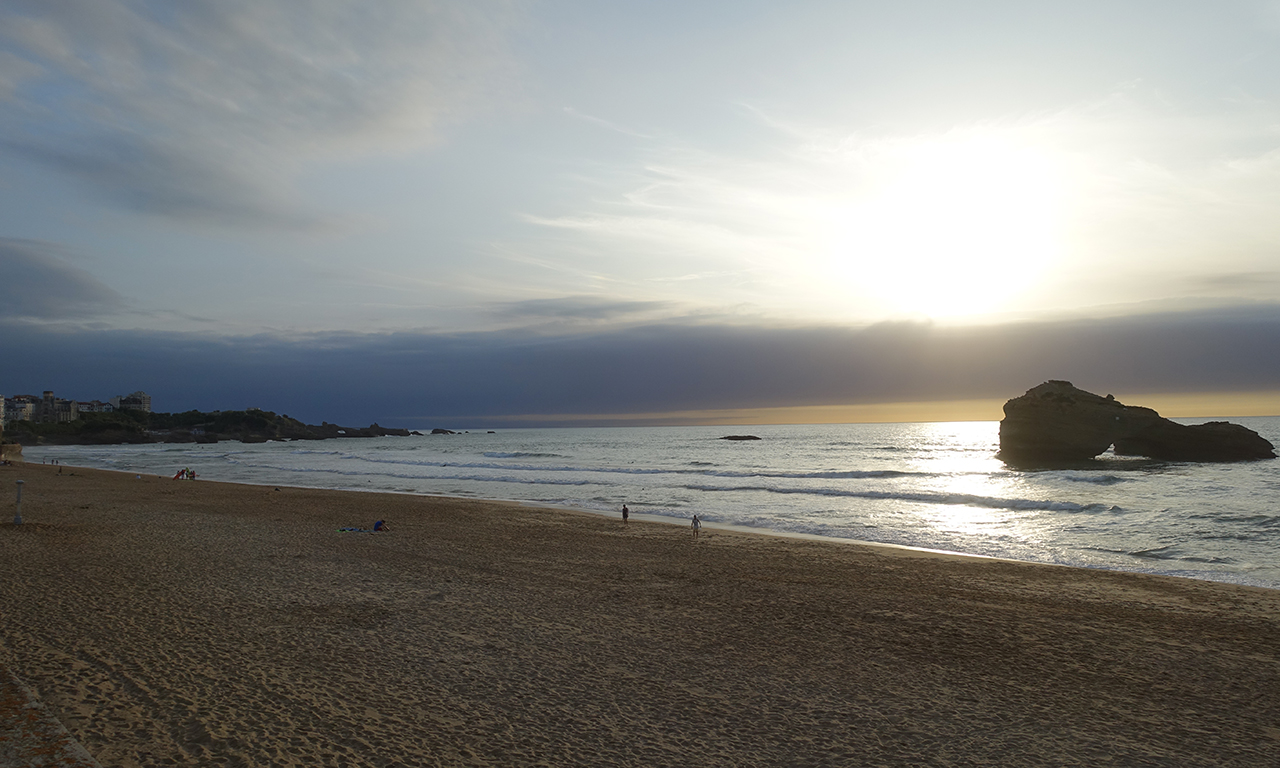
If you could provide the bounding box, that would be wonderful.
[2,462,1278,766]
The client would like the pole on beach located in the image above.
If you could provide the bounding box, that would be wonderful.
[13,479,23,525]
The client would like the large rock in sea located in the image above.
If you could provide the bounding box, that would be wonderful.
[998,381,1275,465]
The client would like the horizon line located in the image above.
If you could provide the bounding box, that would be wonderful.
[402,390,1280,429]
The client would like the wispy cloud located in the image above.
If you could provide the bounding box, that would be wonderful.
[6,135,322,230]
[488,295,677,325]
[1186,272,1280,294]
[0,238,124,319]
[3,1,1279,342]
[0,0,521,228]
[517,80,1280,323]
[562,107,652,139]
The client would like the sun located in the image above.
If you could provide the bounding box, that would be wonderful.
[828,131,1067,320]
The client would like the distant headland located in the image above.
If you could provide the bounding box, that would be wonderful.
[1,389,421,446]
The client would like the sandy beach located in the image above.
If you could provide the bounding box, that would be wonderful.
[1,462,1278,767]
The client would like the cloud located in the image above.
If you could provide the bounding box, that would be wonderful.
[6,135,319,229]
[518,80,1280,324]
[4,304,1279,427]
[488,296,678,325]
[0,0,520,228]
[562,107,653,139]
[1183,272,1280,298]
[0,238,124,319]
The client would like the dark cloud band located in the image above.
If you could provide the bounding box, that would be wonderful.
[3,305,1278,427]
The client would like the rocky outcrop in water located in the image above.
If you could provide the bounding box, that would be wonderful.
[1112,420,1275,462]
[998,381,1275,466]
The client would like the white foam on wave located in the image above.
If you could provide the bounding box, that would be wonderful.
[677,482,1118,514]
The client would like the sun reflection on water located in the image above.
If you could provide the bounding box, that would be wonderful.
[900,421,1035,539]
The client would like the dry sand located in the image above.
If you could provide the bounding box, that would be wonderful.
[1,462,1278,767]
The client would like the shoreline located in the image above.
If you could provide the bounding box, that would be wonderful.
[550,504,1020,563]
[3,462,1279,766]
[32,455,1280,593]
[4,459,1126,574]
[12,456,1034,564]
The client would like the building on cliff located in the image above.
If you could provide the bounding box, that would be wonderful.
[111,391,152,413]
[37,391,79,423]
[3,390,149,423]
[2,391,82,424]
[4,394,39,423]
[78,400,117,413]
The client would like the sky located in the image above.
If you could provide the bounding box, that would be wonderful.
[3,0,1280,428]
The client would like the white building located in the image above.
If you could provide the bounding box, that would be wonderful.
[78,400,116,413]
[4,395,38,423]
[111,391,152,413]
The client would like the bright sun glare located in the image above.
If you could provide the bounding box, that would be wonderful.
[829,132,1067,320]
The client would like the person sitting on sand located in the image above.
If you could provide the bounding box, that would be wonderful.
[373,520,389,532]
[691,514,701,539]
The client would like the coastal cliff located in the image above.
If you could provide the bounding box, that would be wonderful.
[3,409,421,446]
[998,381,1275,466]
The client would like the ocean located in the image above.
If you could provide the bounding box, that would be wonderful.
[23,418,1280,590]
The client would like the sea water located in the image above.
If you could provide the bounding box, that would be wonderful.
[24,418,1280,590]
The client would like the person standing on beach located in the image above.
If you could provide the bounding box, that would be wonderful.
[691,514,701,540]
[622,504,629,523]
